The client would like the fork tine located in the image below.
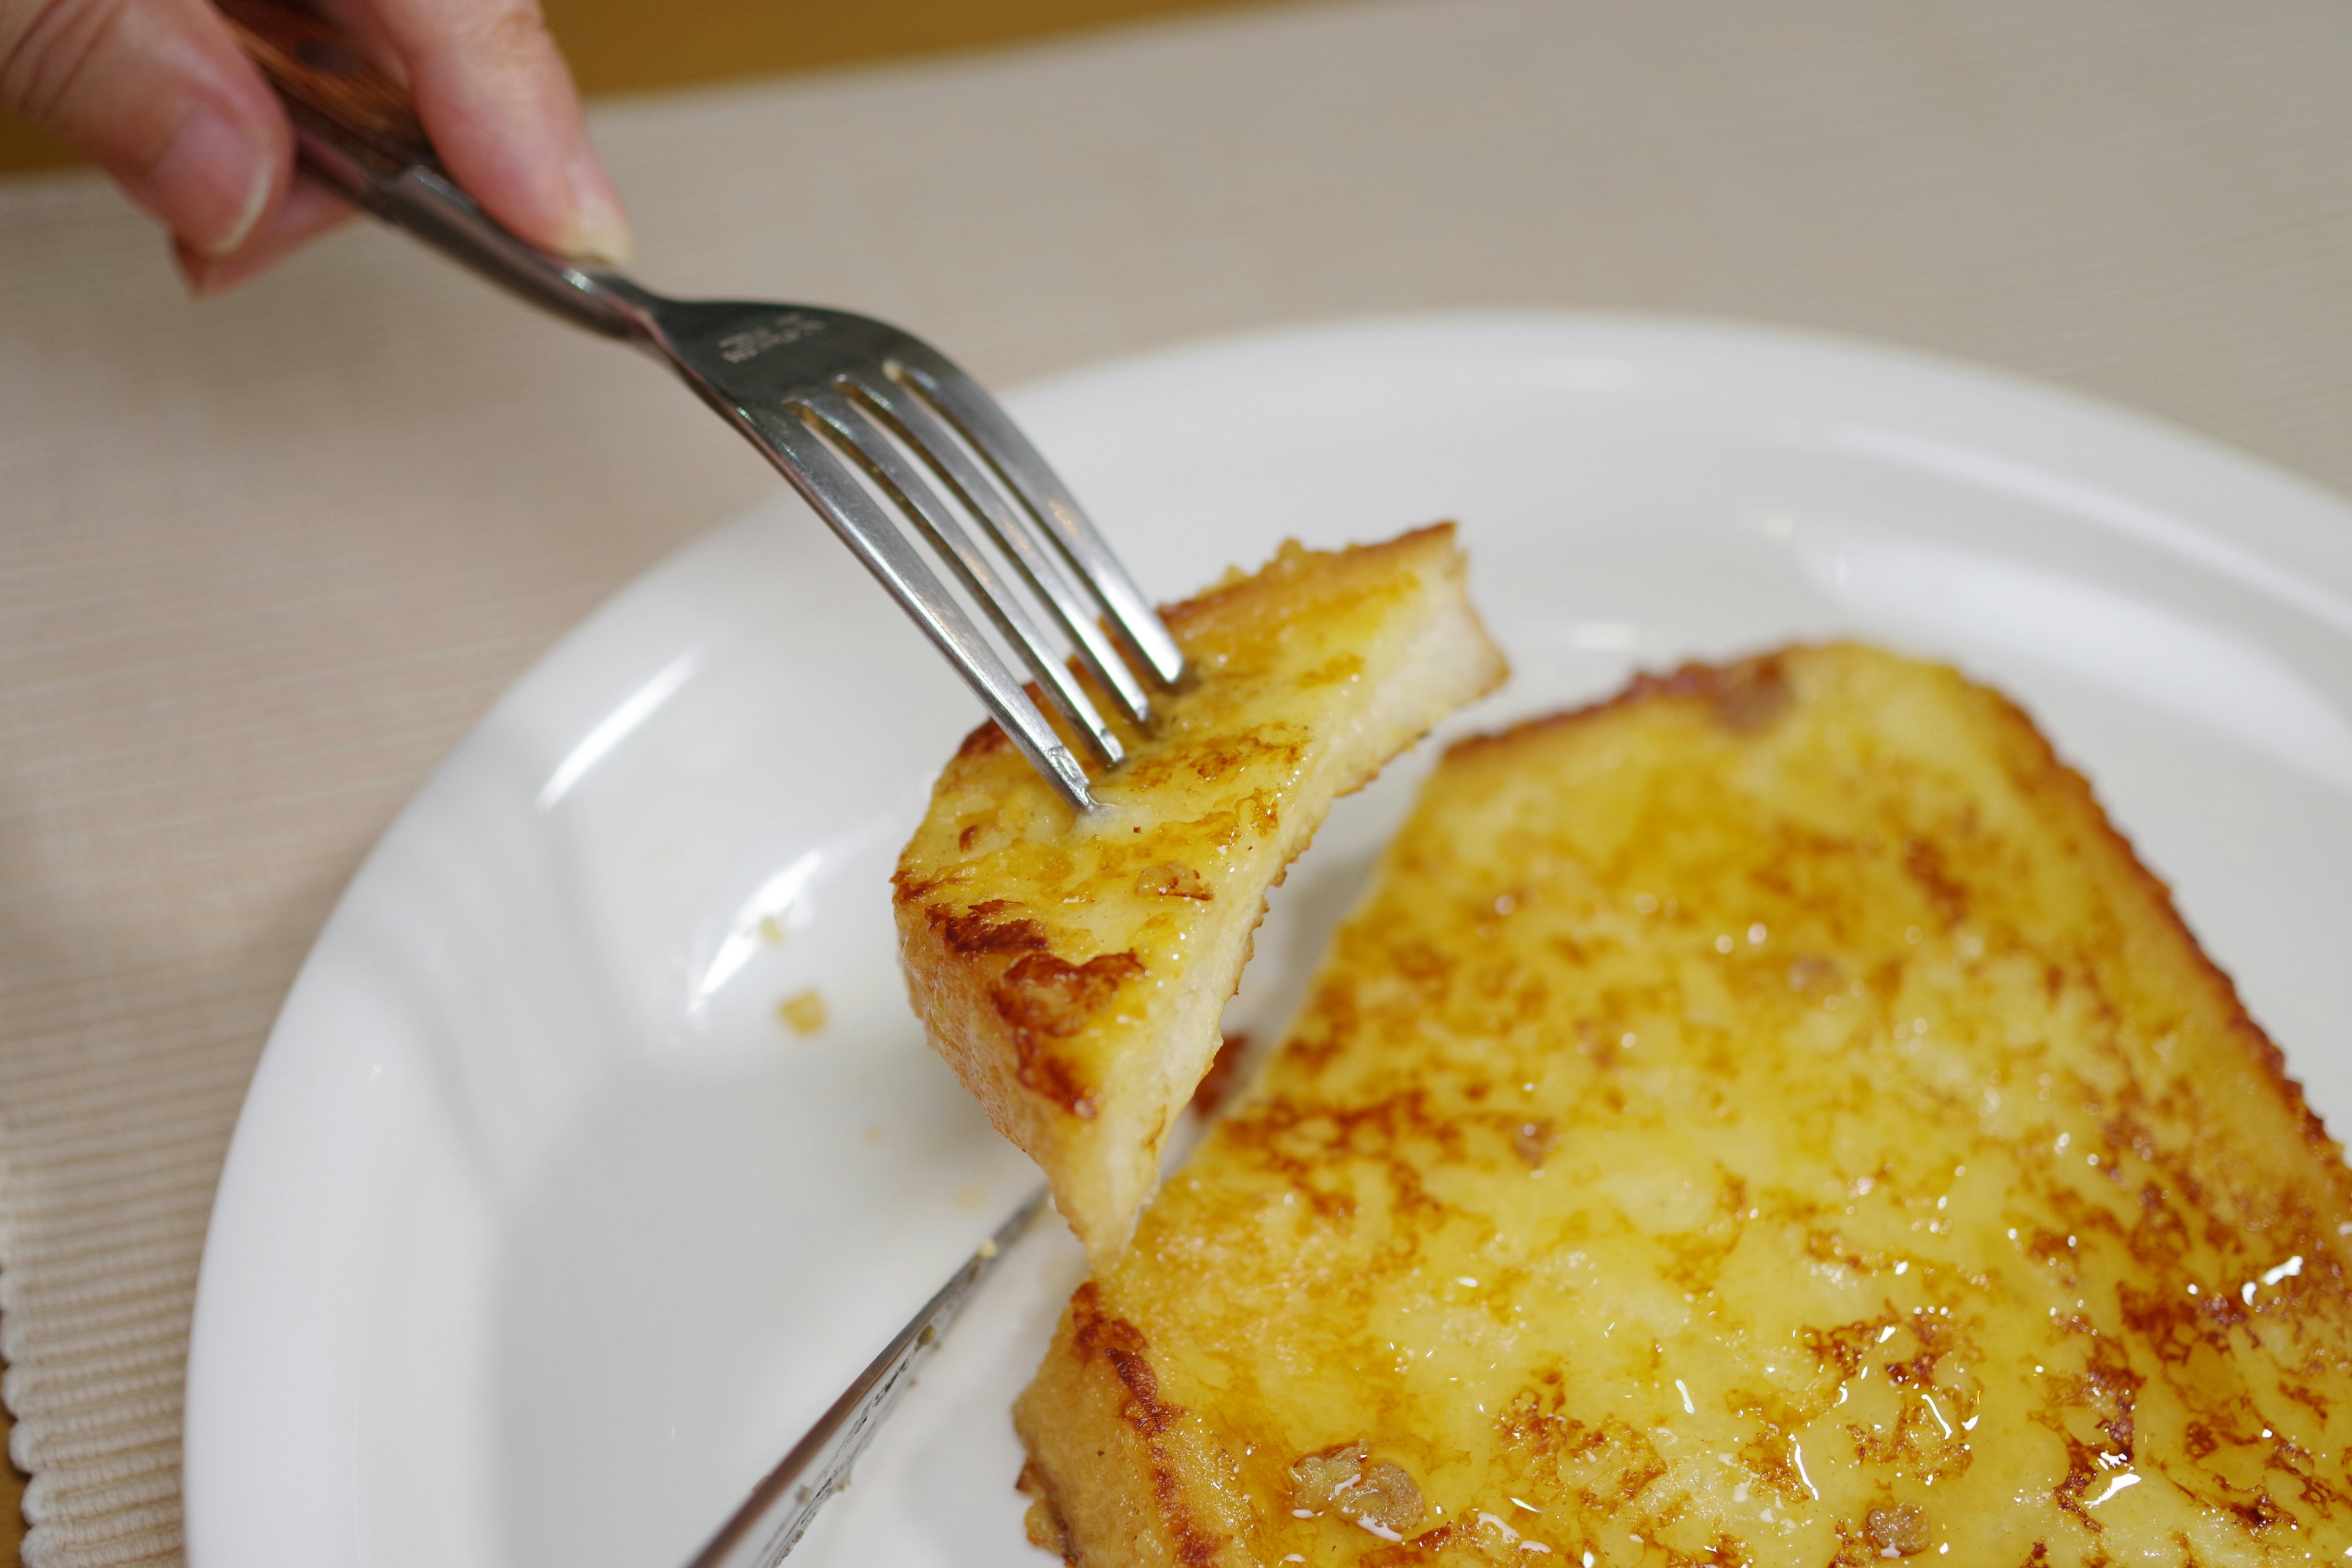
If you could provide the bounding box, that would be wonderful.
[846,372,1157,731]
[801,388,1125,769]
[888,349,1189,691]
[744,404,1097,811]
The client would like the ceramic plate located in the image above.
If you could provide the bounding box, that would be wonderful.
[183,314,2352,1567]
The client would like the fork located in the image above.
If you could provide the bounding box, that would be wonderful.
[220,0,1186,814]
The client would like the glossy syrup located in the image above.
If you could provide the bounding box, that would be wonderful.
[1062,647,2352,1567]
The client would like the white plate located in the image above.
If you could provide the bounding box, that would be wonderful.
[183,314,2352,1568]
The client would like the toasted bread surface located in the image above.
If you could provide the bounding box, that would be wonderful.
[1015,644,2352,1567]
[894,525,1506,1265]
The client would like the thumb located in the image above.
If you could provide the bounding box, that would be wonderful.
[2,0,292,256]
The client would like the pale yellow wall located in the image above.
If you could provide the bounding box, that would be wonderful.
[0,0,1281,173]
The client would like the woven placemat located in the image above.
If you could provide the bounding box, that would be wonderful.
[3,1,2349,1561]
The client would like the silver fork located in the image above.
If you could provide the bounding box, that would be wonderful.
[224,0,1185,813]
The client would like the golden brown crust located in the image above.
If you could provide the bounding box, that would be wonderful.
[1967,679,2340,1168]
[1014,1283,1256,1568]
[1455,646,2340,1176]
[1016,641,2352,1567]
[894,524,1507,1265]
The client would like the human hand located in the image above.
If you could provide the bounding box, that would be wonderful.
[0,0,630,291]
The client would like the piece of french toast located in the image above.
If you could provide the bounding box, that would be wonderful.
[894,524,1507,1267]
[1014,644,2352,1567]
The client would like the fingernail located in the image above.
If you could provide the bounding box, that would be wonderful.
[564,148,633,265]
[174,244,227,297]
[148,105,272,258]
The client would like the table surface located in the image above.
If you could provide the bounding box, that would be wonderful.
[4,2,2351,1563]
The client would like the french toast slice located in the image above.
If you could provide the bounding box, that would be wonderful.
[893,524,1507,1266]
[1014,644,2352,1567]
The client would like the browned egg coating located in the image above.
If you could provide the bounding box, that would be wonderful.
[895,525,1505,1265]
[1014,644,2352,1567]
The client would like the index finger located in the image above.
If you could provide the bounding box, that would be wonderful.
[330,0,629,262]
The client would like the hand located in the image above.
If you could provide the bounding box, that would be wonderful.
[0,0,630,291]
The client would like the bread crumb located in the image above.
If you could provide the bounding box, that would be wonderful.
[1289,1441,1425,1537]
[778,989,827,1035]
[1137,861,1212,899]
[1866,1502,1929,1556]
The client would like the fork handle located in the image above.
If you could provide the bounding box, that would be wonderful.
[216,0,656,341]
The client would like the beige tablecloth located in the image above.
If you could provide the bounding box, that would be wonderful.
[3,1,2350,1561]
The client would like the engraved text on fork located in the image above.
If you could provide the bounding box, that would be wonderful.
[718,311,826,363]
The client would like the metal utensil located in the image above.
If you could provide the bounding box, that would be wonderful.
[683,1187,1052,1568]
[221,0,1185,812]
